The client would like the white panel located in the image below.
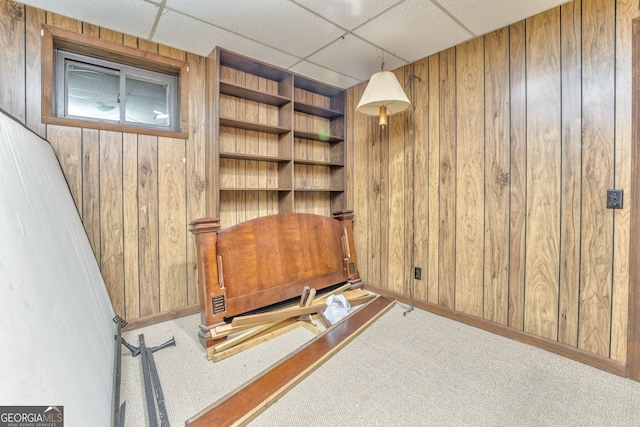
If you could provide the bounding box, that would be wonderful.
[20,0,158,39]
[166,0,344,57]
[307,33,407,82]
[438,0,571,35]
[295,0,403,31]
[355,0,473,62]
[289,61,360,89]
[0,111,115,426]
[153,10,299,68]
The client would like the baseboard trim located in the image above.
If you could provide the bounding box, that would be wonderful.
[364,284,629,379]
[122,304,200,332]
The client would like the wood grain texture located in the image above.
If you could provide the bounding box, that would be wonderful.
[158,137,187,311]
[579,0,615,357]
[99,130,124,316]
[138,134,160,317]
[508,20,527,331]
[427,55,440,304]
[122,133,140,319]
[0,0,25,122]
[387,68,407,294]
[558,0,582,347]
[438,48,456,309]
[611,0,639,363]
[25,5,46,137]
[48,125,83,213]
[351,82,369,282]
[524,9,562,340]
[82,128,101,258]
[186,53,207,306]
[455,37,485,317]
[412,58,429,301]
[628,14,640,381]
[483,28,510,325]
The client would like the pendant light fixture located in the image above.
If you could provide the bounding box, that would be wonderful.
[356,55,411,127]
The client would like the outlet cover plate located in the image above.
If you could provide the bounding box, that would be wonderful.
[607,189,623,209]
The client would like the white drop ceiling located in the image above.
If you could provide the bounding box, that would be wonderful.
[21,0,570,89]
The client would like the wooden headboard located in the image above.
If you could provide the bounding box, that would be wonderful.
[190,210,361,349]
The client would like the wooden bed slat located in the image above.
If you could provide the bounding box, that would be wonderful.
[186,296,395,426]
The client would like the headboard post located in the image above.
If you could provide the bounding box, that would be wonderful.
[332,210,363,288]
[189,217,224,348]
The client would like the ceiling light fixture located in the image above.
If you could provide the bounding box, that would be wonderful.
[356,55,411,128]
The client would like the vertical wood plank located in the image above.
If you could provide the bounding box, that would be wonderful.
[99,130,124,316]
[508,20,527,330]
[138,134,160,316]
[158,137,187,312]
[427,55,440,304]
[351,82,369,283]
[82,128,101,259]
[484,28,510,325]
[48,125,83,214]
[524,9,562,340]
[438,48,457,309]
[455,37,485,317]
[579,0,615,357]
[123,133,139,319]
[627,14,640,381]
[412,58,429,301]
[0,0,25,122]
[368,115,382,288]
[388,68,407,294]
[558,0,582,347]
[48,12,81,32]
[25,5,46,137]
[611,0,640,362]
[186,53,207,306]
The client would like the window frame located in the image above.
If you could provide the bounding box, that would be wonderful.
[41,24,189,139]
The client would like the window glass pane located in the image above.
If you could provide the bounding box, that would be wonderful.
[125,76,170,127]
[66,62,120,121]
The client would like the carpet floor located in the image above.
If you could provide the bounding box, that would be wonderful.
[120,301,640,426]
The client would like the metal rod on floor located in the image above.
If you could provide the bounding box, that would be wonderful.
[147,345,171,427]
[139,334,158,427]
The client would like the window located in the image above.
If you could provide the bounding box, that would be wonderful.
[41,24,189,139]
[56,50,178,131]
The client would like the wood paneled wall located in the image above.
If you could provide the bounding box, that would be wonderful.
[0,0,207,320]
[347,0,638,363]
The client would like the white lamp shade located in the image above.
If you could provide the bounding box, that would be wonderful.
[356,71,411,116]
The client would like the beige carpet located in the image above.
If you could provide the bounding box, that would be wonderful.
[121,302,640,426]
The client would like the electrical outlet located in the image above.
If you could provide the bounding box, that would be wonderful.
[607,189,623,209]
[414,267,422,280]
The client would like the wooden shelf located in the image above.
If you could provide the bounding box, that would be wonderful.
[294,102,342,119]
[211,48,346,219]
[294,158,343,167]
[294,130,342,143]
[295,187,344,192]
[220,81,290,106]
[220,117,290,135]
[221,151,291,162]
[220,187,292,191]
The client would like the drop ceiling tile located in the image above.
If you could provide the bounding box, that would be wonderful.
[153,10,299,68]
[308,33,407,82]
[20,0,158,39]
[354,0,473,63]
[166,0,345,58]
[289,61,360,89]
[295,0,403,31]
[436,0,571,35]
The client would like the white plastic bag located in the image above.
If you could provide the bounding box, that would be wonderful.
[322,294,351,325]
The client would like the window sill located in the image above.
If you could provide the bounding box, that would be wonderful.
[42,114,189,140]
